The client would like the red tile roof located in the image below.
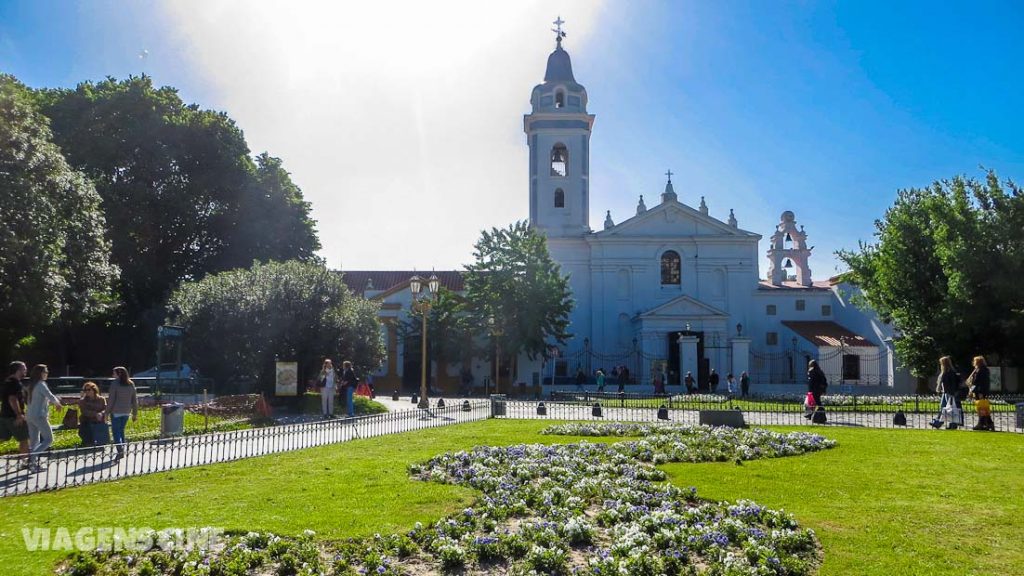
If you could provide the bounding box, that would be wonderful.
[782,321,876,348]
[340,271,465,295]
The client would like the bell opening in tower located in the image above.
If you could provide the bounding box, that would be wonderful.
[550,143,567,177]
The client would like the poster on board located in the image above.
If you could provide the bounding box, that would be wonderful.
[275,361,298,396]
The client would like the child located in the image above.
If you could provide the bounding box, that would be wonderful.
[972,393,995,431]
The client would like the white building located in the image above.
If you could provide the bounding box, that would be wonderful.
[344,31,912,396]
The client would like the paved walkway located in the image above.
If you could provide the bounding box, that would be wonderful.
[0,400,491,497]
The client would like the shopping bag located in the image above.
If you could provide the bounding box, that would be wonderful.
[355,382,372,397]
[804,392,816,411]
[941,404,963,426]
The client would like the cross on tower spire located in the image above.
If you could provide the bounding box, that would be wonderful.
[665,169,673,182]
[552,16,567,46]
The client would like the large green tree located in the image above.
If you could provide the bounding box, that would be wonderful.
[167,260,384,393]
[399,288,482,390]
[464,221,574,379]
[0,75,118,357]
[34,76,320,367]
[838,172,1024,381]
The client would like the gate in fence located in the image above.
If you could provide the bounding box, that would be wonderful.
[750,346,893,387]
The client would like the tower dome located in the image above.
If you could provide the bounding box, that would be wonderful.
[544,45,576,83]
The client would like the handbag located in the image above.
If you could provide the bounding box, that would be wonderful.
[62,407,79,429]
[804,392,816,409]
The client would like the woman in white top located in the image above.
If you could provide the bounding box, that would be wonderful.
[26,364,62,470]
[318,359,337,418]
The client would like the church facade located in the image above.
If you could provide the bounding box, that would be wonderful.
[345,33,912,395]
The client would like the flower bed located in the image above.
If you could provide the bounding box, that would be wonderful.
[62,425,835,575]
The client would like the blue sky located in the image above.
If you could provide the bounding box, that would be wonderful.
[2,0,1022,277]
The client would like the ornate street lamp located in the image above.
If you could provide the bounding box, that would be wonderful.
[410,273,439,409]
[488,316,504,395]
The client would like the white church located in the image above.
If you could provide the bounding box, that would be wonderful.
[344,28,912,396]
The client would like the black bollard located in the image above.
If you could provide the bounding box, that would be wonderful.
[411,393,418,405]
[893,411,907,426]
[592,402,603,418]
[537,401,547,416]
[657,404,669,420]
[462,400,472,412]
[392,389,400,401]
[437,398,446,409]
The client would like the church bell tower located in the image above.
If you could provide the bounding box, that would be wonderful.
[524,18,595,237]
[767,211,814,286]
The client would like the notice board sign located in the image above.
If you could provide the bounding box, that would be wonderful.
[275,361,298,396]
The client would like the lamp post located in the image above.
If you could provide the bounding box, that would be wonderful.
[410,274,439,409]
[488,316,504,395]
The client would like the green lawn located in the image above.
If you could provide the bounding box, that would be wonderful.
[1,421,1022,575]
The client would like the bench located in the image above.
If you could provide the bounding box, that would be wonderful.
[698,409,747,428]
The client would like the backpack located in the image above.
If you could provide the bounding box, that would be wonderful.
[811,407,827,424]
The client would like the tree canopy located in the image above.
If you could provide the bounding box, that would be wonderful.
[0,75,323,370]
[35,76,320,321]
[168,260,384,392]
[0,75,117,356]
[464,221,574,377]
[838,171,1024,378]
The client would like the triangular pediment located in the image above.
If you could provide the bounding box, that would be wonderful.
[594,201,759,239]
[638,294,729,319]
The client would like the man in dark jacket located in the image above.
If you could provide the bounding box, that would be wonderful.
[708,369,720,394]
[807,360,828,421]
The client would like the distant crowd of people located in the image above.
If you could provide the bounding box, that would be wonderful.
[572,365,752,398]
[1,361,139,471]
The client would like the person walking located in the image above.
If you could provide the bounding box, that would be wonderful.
[78,381,108,446]
[930,356,962,430]
[726,373,737,399]
[575,368,587,391]
[595,369,606,392]
[318,359,337,418]
[740,371,750,398]
[806,360,828,422]
[1,362,30,465]
[966,356,990,398]
[972,392,996,431]
[341,361,357,417]
[108,366,139,458]
[26,364,62,471]
[708,369,720,394]
[652,370,664,394]
[684,371,696,395]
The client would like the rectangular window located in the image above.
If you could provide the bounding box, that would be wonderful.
[821,304,831,316]
[796,299,806,311]
[842,354,861,381]
[766,332,779,346]
[766,304,777,316]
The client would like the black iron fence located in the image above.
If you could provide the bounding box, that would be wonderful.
[0,400,491,497]
[521,392,1024,433]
